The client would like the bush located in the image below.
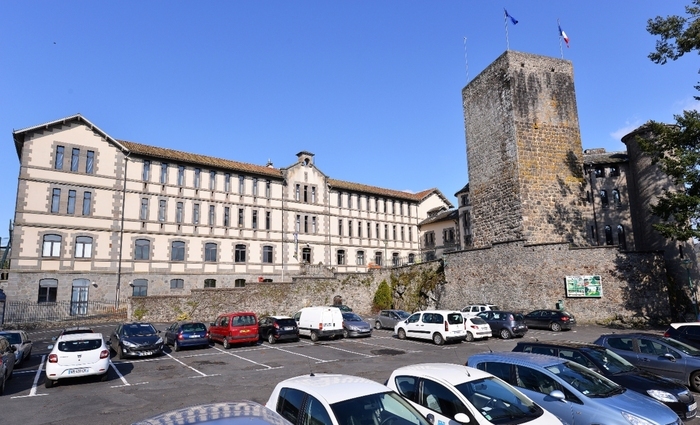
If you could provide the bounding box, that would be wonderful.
[373,280,392,311]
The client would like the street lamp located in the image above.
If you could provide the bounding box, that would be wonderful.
[682,259,698,320]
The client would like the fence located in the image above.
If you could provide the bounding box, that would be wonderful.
[2,300,126,325]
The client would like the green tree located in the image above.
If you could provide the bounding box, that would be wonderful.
[372,280,392,311]
[639,3,700,240]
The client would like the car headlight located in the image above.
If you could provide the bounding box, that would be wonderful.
[621,411,655,425]
[647,389,678,403]
[122,340,137,348]
[156,337,163,345]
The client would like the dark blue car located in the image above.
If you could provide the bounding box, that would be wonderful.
[164,322,210,352]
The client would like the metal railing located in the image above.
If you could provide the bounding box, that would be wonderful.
[2,300,125,325]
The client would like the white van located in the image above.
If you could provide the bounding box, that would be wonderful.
[293,306,344,342]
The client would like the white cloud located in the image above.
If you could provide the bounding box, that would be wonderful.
[610,120,643,141]
[673,96,700,114]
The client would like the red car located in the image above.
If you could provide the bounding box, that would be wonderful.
[208,311,259,348]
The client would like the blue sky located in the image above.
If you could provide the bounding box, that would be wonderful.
[1,1,698,244]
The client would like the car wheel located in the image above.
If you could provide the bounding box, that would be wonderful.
[310,331,319,342]
[432,333,445,345]
[117,346,124,360]
[397,328,406,340]
[465,331,475,342]
[691,371,700,393]
[223,338,231,349]
[550,322,562,332]
[174,340,181,352]
[343,329,349,339]
[374,321,382,330]
[499,329,511,339]
[45,378,55,388]
[267,333,276,344]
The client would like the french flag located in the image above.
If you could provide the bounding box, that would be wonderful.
[558,22,570,47]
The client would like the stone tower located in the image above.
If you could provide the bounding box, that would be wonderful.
[462,50,587,248]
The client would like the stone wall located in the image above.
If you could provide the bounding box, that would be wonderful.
[442,240,671,323]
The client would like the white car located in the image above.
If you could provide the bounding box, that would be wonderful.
[45,332,110,388]
[386,363,563,425]
[394,310,466,345]
[0,330,32,365]
[461,304,499,318]
[266,373,432,425]
[464,317,491,342]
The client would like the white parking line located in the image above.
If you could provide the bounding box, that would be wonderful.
[348,339,423,353]
[211,346,284,370]
[264,345,338,364]
[110,360,148,388]
[318,343,376,358]
[163,352,218,378]
[11,355,48,398]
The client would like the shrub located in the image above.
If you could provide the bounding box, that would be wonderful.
[373,280,392,311]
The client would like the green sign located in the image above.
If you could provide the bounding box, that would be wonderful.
[565,275,602,298]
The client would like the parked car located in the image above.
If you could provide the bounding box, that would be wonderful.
[133,401,293,425]
[0,335,16,395]
[461,304,499,318]
[341,312,372,338]
[374,309,410,330]
[512,340,697,420]
[52,326,94,341]
[476,310,528,339]
[293,306,344,342]
[664,323,700,349]
[464,316,491,342]
[0,330,32,365]
[110,322,164,359]
[258,316,299,344]
[522,309,576,332]
[45,332,110,388]
[209,311,259,348]
[163,321,210,352]
[394,310,466,345]
[386,362,562,425]
[594,332,700,392]
[467,351,682,425]
[265,373,431,425]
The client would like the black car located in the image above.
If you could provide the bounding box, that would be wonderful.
[258,316,299,344]
[476,310,528,339]
[523,309,576,332]
[163,321,210,351]
[664,323,700,349]
[110,322,164,359]
[513,340,697,420]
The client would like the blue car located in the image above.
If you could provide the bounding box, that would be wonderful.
[467,351,681,425]
[163,321,210,352]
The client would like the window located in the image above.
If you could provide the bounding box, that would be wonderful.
[408,227,413,242]
[210,171,216,190]
[67,190,76,214]
[384,224,389,240]
[338,193,343,207]
[600,190,608,208]
[401,226,405,241]
[82,192,92,216]
[205,242,217,262]
[420,379,471,418]
[376,223,379,239]
[252,178,258,196]
[304,215,308,233]
[393,225,397,240]
[358,221,362,238]
[224,173,231,192]
[42,234,62,257]
[295,184,300,201]
[337,249,346,265]
[142,160,150,181]
[374,198,378,212]
[159,199,167,222]
[71,279,89,316]
[238,208,244,227]
[594,167,605,178]
[204,279,216,288]
[302,396,333,425]
[276,388,305,424]
[235,244,246,263]
[171,241,185,261]
[604,225,613,245]
[132,279,148,296]
[425,232,435,247]
[348,220,353,237]
[266,211,271,230]
[170,279,184,289]
[303,185,308,202]
[194,168,201,188]
[252,210,258,229]
[86,150,94,174]
[140,198,149,220]
[263,246,273,263]
[375,251,382,266]
[209,205,215,226]
[408,253,415,264]
[239,175,245,194]
[302,247,311,263]
[367,222,371,238]
[176,202,183,223]
[51,188,61,213]
[311,187,316,203]
[348,194,353,209]
[617,225,626,250]
[55,146,64,170]
[610,165,620,176]
[38,279,58,303]
[74,236,93,258]
[160,163,168,184]
[71,148,80,172]
[193,203,200,224]
[296,215,300,232]
[224,206,230,227]
[234,279,246,288]
[178,165,185,186]
[356,250,365,265]
[392,252,400,266]
[338,219,343,236]
[266,180,271,198]
[135,239,150,260]
[443,228,455,243]
[612,189,621,206]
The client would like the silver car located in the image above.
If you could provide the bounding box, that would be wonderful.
[342,312,372,338]
[373,309,410,330]
[0,330,32,366]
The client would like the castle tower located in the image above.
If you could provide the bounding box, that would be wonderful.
[462,50,587,248]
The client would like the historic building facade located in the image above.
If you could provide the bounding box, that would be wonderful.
[5,115,451,304]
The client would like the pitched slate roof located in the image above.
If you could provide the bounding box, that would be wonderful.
[582,149,628,166]
[418,208,459,227]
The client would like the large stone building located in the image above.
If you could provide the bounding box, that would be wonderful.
[4,115,451,305]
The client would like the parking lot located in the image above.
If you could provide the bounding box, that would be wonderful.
[1,321,698,425]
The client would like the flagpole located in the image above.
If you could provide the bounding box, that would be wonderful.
[463,37,469,84]
[558,19,564,59]
[504,11,510,51]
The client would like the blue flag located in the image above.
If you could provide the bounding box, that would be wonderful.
[504,9,518,25]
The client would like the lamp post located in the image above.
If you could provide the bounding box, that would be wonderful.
[683,259,698,320]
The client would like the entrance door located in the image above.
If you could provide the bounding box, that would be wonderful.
[70,279,90,316]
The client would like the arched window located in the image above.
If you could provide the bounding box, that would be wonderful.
[204,242,217,262]
[392,252,400,266]
[38,279,58,303]
[617,225,627,250]
[74,236,93,258]
[170,279,184,289]
[612,189,621,206]
[604,225,613,245]
[408,253,415,264]
[235,244,246,263]
[135,239,150,260]
[70,279,90,316]
[132,279,148,296]
[42,234,62,258]
[171,241,185,261]
[302,247,311,263]
[204,279,216,288]
[600,190,609,208]
[337,249,346,265]
[234,278,246,288]
[375,252,383,266]
[356,250,365,265]
[262,246,273,263]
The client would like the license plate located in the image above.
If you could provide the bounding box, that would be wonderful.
[283,327,294,331]
[138,351,153,356]
[689,402,697,412]
[69,368,89,375]
[455,330,465,335]
[189,335,201,338]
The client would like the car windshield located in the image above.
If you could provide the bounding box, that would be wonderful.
[0,333,21,344]
[181,323,207,332]
[396,311,410,319]
[58,338,103,352]
[545,361,622,397]
[343,313,363,322]
[470,317,488,325]
[276,319,297,327]
[123,324,157,337]
[662,337,700,356]
[455,377,542,423]
[331,391,430,425]
[584,348,637,374]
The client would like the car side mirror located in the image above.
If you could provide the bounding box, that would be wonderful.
[426,414,435,424]
[453,413,471,424]
[51,336,57,342]
[662,353,676,361]
[549,390,566,401]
